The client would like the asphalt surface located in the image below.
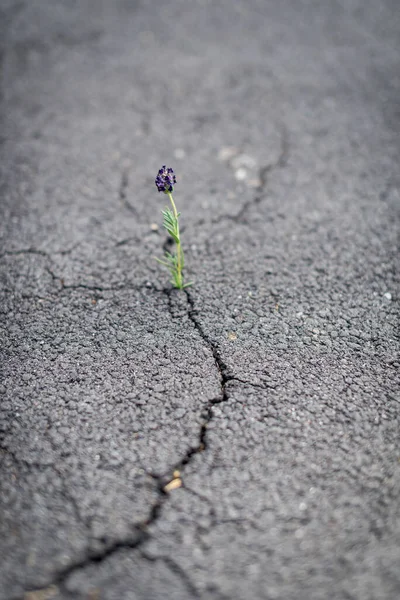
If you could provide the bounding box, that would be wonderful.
[0,1,399,599]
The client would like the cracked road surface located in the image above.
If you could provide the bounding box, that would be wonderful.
[0,1,399,599]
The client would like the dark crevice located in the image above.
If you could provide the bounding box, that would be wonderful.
[45,265,110,292]
[18,264,251,596]
[139,551,200,598]
[148,288,232,477]
[22,533,145,599]
[44,265,160,295]
[225,375,268,390]
[185,289,231,397]
[8,277,263,595]
[19,287,227,597]
[172,404,212,473]
[20,481,169,600]
[120,169,139,217]
[161,285,175,322]
[152,287,233,476]
[0,244,80,260]
[211,126,289,227]
[0,248,48,259]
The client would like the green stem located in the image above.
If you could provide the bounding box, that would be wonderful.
[167,191,178,221]
[167,191,183,288]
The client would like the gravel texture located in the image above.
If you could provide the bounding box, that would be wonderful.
[0,1,399,599]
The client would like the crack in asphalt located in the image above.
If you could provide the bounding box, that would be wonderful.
[211,126,289,226]
[18,483,168,600]
[12,188,272,597]
[43,265,160,295]
[119,168,139,218]
[185,290,231,401]
[10,290,267,599]
[225,375,268,390]
[139,551,200,598]
[0,244,80,260]
[152,289,233,474]
[155,286,231,468]
[17,287,227,599]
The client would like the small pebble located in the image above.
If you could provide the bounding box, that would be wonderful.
[218,146,238,161]
[164,478,182,493]
[235,168,247,181]
[383,292,392,300]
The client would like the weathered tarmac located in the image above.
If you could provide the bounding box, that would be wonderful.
[0,1,399,599]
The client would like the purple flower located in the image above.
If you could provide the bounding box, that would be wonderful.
[155,165,177,193]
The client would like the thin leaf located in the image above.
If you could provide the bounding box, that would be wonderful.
[154,257,172,267]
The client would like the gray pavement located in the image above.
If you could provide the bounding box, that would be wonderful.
[0,1,399,599]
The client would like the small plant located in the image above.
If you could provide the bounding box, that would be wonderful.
[155,166,192,289]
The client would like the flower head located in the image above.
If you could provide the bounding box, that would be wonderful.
[155,165,177,193]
